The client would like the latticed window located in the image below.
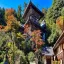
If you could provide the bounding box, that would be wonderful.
[29,15,38,22]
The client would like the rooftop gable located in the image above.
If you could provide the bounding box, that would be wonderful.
[23,1,44,20]
[53,31,64,50]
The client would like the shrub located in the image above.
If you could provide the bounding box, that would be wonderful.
[28,52,35,62]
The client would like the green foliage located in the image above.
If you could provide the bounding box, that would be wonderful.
[47,23,62,45]
[16,32,33,53]
[42,8,47,15]
[11,20,20,32]
[17,5,22,21]
[24,2,27,11]
[46,0,64,23]
[0,0,63,63]
[20,17,25,24]
[42,8,47,19]
[0,32,11,48]
[45,0,63,45]
[28,52,35,62]
[61,7,64,16]
[45,19,62,45]
[0,31,21,64]
[17,5,25,24]
[18,50,26,64]
[0,51,5,63]
[19,38,33,54]
[0,8,6,25]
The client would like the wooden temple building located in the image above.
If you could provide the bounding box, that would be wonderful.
[53,16,64,64]
[53,31,64,64]
[22,1,54,64]
[23,1,45,33]
[21,1,64,64]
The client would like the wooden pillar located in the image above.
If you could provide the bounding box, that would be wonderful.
[62,49,64,64]
[43,56,46,64]
[63,17,64,30]
[62,43,64,64]
[35,58,38,64]
[51,57,53,64]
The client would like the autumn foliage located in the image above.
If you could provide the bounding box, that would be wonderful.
[24,24,31,34]
[31,30,44,49]
[24,23,44,49]
[5,8,14,20]
[24,24,44,51]
[1,8,20,31]
[0,25,3,30]
[56,16,64,30]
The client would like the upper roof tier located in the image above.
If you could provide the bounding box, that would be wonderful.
[23,1,44,21]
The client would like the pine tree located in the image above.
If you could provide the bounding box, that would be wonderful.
[0,8,6,25]
[17,5,25,24]
[45,0,64,44]
[46,0,64,23]
[24,2,27,11]
[17,5,22,21]
[61,7,64,16]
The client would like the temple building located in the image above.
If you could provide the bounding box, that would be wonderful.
[22,1,54,64]
[53,16,64,64]
[53,31,64,64]
[22,1,46,41]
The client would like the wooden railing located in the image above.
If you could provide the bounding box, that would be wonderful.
[52,61,61,64]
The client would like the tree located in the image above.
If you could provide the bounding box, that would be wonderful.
[56,16,64,30]
[30,30,44,51]
[16,32,33,54]
[17,5,25,24]
[45,0,64,45]
[46,0,64,23]
[24,24,30,33]
[24,2,27,11]
[0,8,6,25]
[61,7,64,16]
[47,22,62,45]
[28,52,35,62]
[42,8,47,18]
[0,32,14,64]
[5,8,14,21]
[24,24,44,50]
[4,8,20,32]
[17,5,22,21]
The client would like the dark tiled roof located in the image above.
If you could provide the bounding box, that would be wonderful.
[23,1,44,19]
[42,47,54,56]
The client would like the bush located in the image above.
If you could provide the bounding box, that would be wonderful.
[28,52,35,62]
[15,50,26,64]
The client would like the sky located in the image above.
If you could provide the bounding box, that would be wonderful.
[0,0,53,11]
